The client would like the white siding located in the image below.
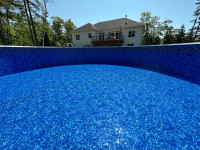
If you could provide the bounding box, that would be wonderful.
[72,26,143,47]
[122,27,143,46]
[72,31,97,47]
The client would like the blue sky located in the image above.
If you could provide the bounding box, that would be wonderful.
[47,0,196,31]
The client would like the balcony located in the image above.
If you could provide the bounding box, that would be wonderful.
[91,35,124,46]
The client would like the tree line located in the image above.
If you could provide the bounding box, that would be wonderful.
[140,12,195,45]
[0,0,76,46]
[0,1,197,46]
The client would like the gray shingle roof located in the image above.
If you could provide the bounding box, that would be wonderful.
[94,18,143,31]
[72,18,144,33]
[72,23,98,32]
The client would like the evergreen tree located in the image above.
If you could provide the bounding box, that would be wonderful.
[185,29,195,43]
[163,30,175,44]
[176,25,186,43]
[192,0,200,41]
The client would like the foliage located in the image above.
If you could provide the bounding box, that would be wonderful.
[0,2,195,46]
[140,12,162,45]
[0,0,23,45]
[0,0,76,47]
[191,0,200,41]
[161,20,176,44]
[140,11,195,45]
[51,16,65,46]
[185,29,195,43]
[64,19,76,43]
[175,25,186,43]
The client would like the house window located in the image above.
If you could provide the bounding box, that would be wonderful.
[88,33,92,38]
[128,31,135,37]
[108,32,112,38]
[76,35,80,40]
[115,31,120,39]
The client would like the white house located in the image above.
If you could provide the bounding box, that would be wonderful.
[72,18,144,47]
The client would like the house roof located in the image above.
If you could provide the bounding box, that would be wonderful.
[94,18,143,31]
[72,23,98,32]
[72,18,144,33]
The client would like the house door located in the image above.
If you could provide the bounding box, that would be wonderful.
[99,33,105,41]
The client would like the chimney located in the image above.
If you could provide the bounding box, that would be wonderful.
[126,15,127,19]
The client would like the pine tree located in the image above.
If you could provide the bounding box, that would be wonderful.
[185,29,195,43]
[176,25,186,43]
[192,0,200,41]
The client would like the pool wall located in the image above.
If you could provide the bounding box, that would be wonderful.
[0,44,200,84]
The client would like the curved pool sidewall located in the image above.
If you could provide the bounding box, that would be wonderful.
[0,44,200,84]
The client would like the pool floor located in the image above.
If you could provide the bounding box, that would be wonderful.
[0,65,200,149]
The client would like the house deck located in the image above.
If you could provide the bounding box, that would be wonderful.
[91,35,124,46]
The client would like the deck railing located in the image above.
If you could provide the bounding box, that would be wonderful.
[91,35,124,42]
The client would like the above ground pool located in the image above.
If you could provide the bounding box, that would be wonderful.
[0,44,200,149]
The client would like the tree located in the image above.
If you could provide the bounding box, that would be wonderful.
[161,20,176,44]
[11,10,34,46]
[175,25,186,43]
[140,12,162,45]
[0,0,7,44]
[0,0,22,45]
[51,16,64,46]
[23,0,35,45]
[191,0,200,41]
[41,0,53,46]
[0,0,56,46]
[0,18,6,45]
[64,19,76,43]
[26,0,42,46]
[162,28,175,44]
[140,11,184,45]
[185,29,195,43]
